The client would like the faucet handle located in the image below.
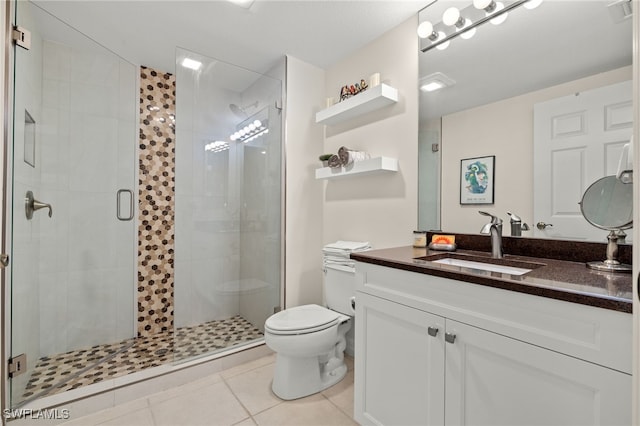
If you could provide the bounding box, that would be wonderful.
[478,210,502,224]
[507,211,522,222]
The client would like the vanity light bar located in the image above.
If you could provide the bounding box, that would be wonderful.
[419,0,530,53]
[230,119,269,142]
[205,140,230,153]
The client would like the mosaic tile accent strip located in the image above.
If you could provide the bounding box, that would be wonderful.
[22,316,263,400]
[138,66,176,337]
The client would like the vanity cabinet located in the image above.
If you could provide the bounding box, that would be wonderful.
[356,292,445,426]
[354,262,632,426]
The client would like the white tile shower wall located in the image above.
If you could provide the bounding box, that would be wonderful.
[38,40,136,357]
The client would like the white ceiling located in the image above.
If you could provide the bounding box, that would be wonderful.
[32,0,430,74]
[27,0,632,121]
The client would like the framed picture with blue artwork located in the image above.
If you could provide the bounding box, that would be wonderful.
[460,155,495,205]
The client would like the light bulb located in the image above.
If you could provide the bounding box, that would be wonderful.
[459,19,476,39]
[417,21,435,39]
[253,119,261,127]
[436,32,449,50]
[524,0,543,9]
[442,7,461,26]
[473,0,495,12]
[490,2,508,25]
[249,123,256,131]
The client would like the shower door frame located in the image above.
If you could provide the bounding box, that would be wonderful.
[1,0,11,420]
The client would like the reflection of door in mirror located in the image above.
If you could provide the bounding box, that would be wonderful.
[533,80,632,241]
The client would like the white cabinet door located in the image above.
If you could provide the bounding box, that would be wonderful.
[355,292,445,426]
[445,319,631,426]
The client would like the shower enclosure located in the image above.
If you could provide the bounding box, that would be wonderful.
[6,0,282,410]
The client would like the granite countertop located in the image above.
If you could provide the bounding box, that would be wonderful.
[350,245,633,313]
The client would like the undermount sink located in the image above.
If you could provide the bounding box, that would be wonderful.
[432,258,532,275]
[415,253,545,276]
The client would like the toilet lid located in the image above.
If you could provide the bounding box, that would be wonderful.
[265,304,341,334]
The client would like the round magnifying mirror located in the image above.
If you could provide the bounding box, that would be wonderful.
[579,175,632,272]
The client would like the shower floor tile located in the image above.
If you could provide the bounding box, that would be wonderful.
[22,315,263,400]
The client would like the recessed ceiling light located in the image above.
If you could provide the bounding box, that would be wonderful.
[226,0,255,9]
[420,72,456,92]
[181,58,202,71]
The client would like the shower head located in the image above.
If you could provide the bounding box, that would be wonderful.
[229,101,259,118]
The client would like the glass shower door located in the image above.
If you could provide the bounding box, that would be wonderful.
[173,48,282,361]
[8,1,136,407]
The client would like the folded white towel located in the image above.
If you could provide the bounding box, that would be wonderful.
[324,259,356,268]
[323,240,371,252]
[323,255,352,263]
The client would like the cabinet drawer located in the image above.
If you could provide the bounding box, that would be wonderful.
[355,262,632,374]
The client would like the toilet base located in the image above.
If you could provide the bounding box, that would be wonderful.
[271,354,348,400]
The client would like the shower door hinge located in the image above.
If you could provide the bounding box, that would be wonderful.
[12,26,31,50]
[8,353,26,378]
[274,100,282,111]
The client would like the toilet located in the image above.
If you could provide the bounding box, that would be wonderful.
[264,263,356,400]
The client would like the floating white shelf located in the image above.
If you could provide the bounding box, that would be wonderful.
[315,84,398,125]
[315,157,398,180]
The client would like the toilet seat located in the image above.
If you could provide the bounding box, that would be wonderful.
[265,304,343,336]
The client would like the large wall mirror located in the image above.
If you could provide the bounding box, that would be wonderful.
[418,0,633,243]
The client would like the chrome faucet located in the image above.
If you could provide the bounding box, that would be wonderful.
[479,211,503,259]
[507,211,529,237]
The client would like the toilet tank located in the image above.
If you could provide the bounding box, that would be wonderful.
[323,264,356,315]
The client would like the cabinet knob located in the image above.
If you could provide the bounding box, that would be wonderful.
[427,326,439,337]
[445,332,456,344]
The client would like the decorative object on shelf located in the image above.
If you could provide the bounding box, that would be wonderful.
[315,84,398,125]
[339,79,369,102]
[325,97,336,108]
[315,156,399,180]
[417,0,542,53]
[327,154,342,168]
[369,73,381,88]
[338,146,370,165]
[460,155,495,205]
[319,154,333,167]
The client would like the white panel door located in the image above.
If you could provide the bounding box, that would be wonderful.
[533,80,632,241]
[355,292,445,426]
[445,319,631,426]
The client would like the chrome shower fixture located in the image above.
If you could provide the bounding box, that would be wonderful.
[229,101,259,118]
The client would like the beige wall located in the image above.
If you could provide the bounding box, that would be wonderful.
[284,16,419,308]
[323,16,419,249]
[284,56,326,308]
[441,66,632,235]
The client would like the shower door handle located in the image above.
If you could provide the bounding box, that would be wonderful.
[25,191,52,220]
[116,189,134,221]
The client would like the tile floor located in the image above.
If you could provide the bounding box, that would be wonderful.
[56,354,356,426]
